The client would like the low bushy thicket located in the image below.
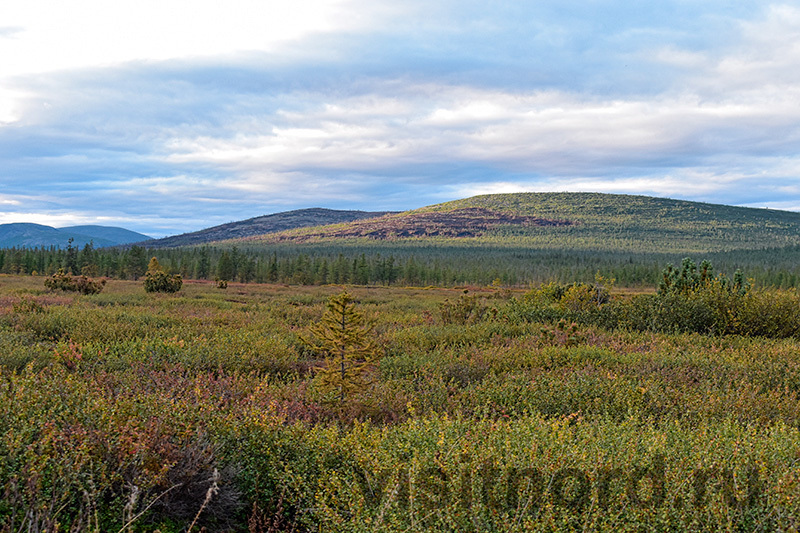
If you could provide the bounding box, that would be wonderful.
[607,285,800,337]
[508,259,800,338]
[438,290,493,325]
[44,269,105,294]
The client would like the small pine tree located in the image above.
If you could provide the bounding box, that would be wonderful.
[302,291,380,404]
[143,257,182,293]
[658,258,750,297]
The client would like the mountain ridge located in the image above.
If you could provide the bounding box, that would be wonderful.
[0,223,151,249]
[142,208,397,248]
[227,192,800,254]
[6,193,800,254]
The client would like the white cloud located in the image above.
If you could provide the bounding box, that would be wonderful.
[0,196,22,206]
[153,2,800,212]
[680,5,800,96]
[0,0,396,77]
[0,211,107,226]
[446,169,761,202]
[0,0,405,128]
[650,46,709,69]
[161,78,800,181]
[0,87,27,124]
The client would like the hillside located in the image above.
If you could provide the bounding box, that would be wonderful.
[266,207,572,241]
[5,193,800,287]
[63,225,151,246]
[0,223,151,248]
[143,208,395,248]
[237,193,800,254]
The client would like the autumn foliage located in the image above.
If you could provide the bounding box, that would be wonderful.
[44,268,106,294]
[3,268,800,530]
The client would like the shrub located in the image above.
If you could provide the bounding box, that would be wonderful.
[560,283,603,314]
[44,269,105,294]
[608,260,800,337]
[523,280,568,304]
[12,297,45,314]
[143,257,182,293]
[734,288,800,338]
[438,291,492,325]
[508,261,800,338]
[507,275,613,325]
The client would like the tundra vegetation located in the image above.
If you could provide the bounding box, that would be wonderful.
[1,257,800,531]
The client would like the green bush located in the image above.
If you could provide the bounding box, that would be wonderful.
[612,259,798,337]
[508,260,800,338]
[44,269,105,294]
[733,288,800,337]
[506,276,612,327]
[438,291,492,325]
[143,257,182,293]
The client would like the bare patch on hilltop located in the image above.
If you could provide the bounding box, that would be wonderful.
[267,207,573,242]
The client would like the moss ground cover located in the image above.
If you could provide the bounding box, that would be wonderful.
[0,275,799,531]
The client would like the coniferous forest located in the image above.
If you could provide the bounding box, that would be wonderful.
[4,241,800,289]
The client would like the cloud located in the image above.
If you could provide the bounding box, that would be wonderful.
[0,196,22,206]
[0,26,23,38]
[1,2,800,235]
[447,169,774,203]
[0,211,111,227]
[0,0,398,76]
[162,80,800,180]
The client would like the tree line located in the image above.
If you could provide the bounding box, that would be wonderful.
[3,240,800,288]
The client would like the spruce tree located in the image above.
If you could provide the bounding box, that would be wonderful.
[217,251,234,282]
[125,246,148,280]
[64,238,79,275]
[267,253,279,282]
[196,247,210,279]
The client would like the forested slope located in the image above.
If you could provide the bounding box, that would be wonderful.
[4,193,800,288]
[240,192,800,254]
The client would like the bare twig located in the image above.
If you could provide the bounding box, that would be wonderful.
[186,468,220,533]
[115,483,182,533]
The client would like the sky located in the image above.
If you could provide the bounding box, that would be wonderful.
[2,1,800,237]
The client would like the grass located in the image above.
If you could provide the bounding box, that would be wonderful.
[1,275,799,531]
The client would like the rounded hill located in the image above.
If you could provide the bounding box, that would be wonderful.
[241,192,800,254]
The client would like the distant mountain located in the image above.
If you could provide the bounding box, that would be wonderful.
[61,225,151,246]
[230,193,800,254]
[144,208,395,248]
[0,223,151,249]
